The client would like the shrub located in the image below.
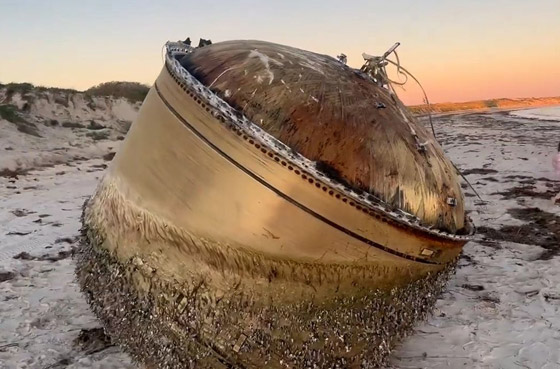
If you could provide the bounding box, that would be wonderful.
[5,82,35,96]
[85,82,149,103]
[0,104,24,123]
[484,99,498,108]
[0,104,41,137]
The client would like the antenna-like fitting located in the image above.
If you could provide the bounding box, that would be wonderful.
[337,53,347,65]
[360,42,401,88]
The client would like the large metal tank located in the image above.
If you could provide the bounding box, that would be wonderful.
[76,39,473,368]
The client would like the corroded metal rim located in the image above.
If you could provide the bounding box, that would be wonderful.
[164,42,474,242]
[153,82,442,265]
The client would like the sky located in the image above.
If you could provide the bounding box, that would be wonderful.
[0,0,558,104]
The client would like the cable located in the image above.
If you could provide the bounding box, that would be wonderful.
[361,46,484,202]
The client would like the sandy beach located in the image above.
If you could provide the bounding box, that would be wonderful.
[1,102,560,368]
[389,107,560,369]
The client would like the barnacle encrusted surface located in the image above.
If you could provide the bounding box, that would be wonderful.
[76,193,457,369]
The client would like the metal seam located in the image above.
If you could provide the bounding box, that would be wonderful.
[153,82,439,266]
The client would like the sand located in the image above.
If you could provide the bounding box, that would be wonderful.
[1,103,560,368]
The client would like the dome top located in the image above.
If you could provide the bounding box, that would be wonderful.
[178,40,465,233]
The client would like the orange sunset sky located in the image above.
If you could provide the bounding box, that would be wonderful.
[1,0,558,105]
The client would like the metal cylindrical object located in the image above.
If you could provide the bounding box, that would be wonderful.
[76,40,472,368]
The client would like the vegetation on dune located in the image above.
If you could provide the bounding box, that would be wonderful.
[1,81,148,103]
[0,104,25,123]
[3,82,35,95]
[0,82,77,107]
[85,82,149,103]
[2,80,558,115]
[1,82,77,96]
[36,86,78,94]
[484,99,498,108]
[0,104,41,137]
[409,97,560,114]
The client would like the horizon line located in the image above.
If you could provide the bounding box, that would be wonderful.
[1,79,559,107]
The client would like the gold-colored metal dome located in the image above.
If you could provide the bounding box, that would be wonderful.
[179,40,465,233]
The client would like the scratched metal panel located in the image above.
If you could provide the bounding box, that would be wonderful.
[180,40,465,233]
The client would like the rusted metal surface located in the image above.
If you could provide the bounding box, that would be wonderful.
[180,40,465,233]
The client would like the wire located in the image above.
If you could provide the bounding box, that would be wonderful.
[361,46,484,202]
